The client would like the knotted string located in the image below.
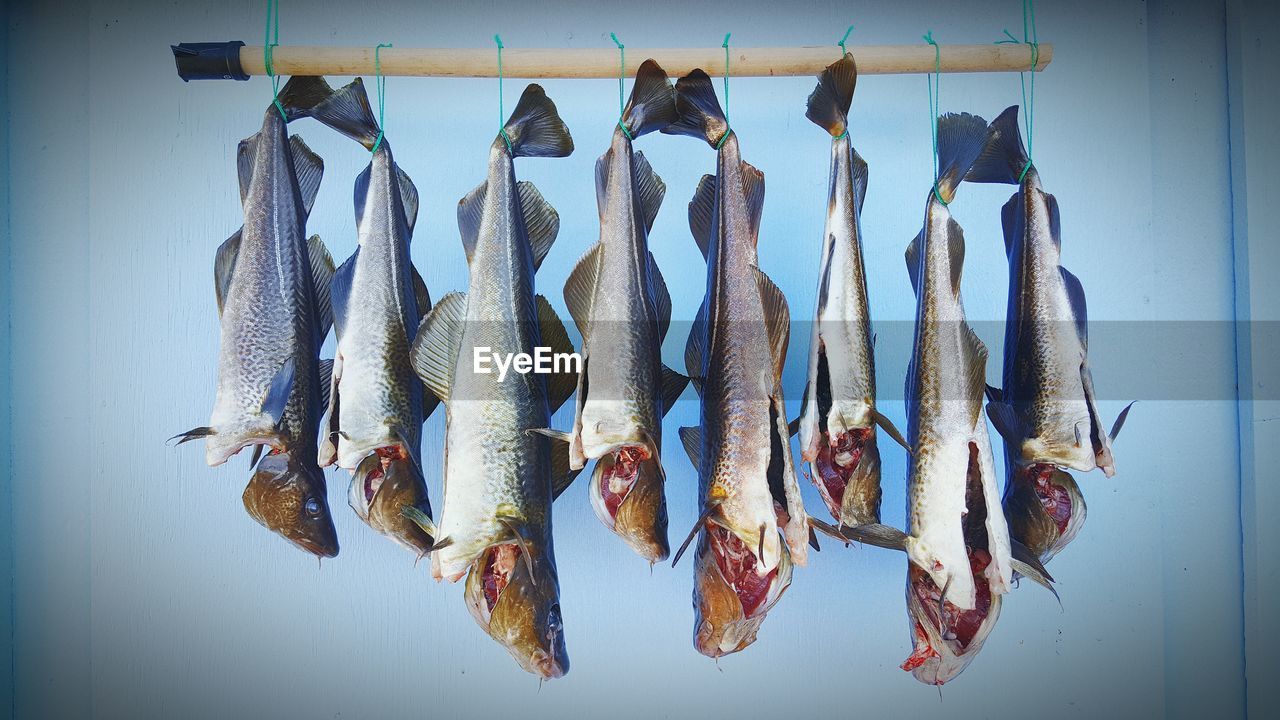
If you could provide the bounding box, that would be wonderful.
[923,30,946,205]
[834,24,854,141]
[495,34,512,153]
[994,0,1039,182]
[610,32,633,139]
[370,43,392,154]
[263,0,284,119]
[715,33,733,150]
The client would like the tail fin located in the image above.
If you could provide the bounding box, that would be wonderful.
[934,112,990,204]
[966,105,1028,185]
[621,60,678,138]
[277,76,335,123]
[502,84,574,158]
[806,53,857,137]
[661,70,729,148]
[304,77,381,150]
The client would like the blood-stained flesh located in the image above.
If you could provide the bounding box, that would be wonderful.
[601,446,649,518]
[709,526,776,618]
[813,428,871,512]
[901,621,941,671]
[483,543,521,612]
[363,445,409,503]
[905,547,993,669]
[1030,463,1072,534]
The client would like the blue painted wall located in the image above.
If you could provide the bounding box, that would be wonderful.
[1,0,1253,717]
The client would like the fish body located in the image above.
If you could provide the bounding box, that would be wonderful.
[562,60,686,562]
[663,70,807,658]
[410,84,575,678]
[900,113,1012,684]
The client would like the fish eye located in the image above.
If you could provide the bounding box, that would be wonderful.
[304,497,322,517]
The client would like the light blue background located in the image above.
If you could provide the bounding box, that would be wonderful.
[2,0,1271,717]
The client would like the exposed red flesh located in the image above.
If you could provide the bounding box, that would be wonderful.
[709,526,776,618]
[905,548,994,666]
[363,466,384,503]
[1030,463,1072,535]
[601,446,649,518]
[363,446,406,503]
[482,543,520,612]
[901,622,941,671]
[813,428,871,513]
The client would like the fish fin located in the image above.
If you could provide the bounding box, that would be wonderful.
[809,526,822,552]
[308,235,336,340]
[317,358,334,412]
[672,498,719,568]
[661,69,729,148]
[660,365,690,417]
[966,105,1027,185]
[633,151,667,234]
[535,295,577,412]
[688,174,716,260]
[277,75,336,123]
[410,291,468,402]
[986,400,1030,444]
[1000,193,1021,258]
[502,84,574,159]
[807,515,844,544]
[1110,401,1136,442]
[741,162,766,242]
[649,252,672,340]
[905,230,923,296]
[397,164,420,234]
[400,505,440,544]
[623,59,678,137]
[495,515,538,585]
[250,443,264,469]
[457,181,487,264]
[934,112,989,204]
[678,426,702,469]
[353,163,373,227]
[236,135,257,204]
[306,77,381,149]
[840,522,909,551]
[752,267,790,379]
[1010,538,1060,605]
[329,247,358,341]
[261,356,297,427]
[962,324,990,427]
[873,409,911,454]
[214,229,242,316]
[946,217,967,296]
[563,242,602,338]
[788,416,801,438]
[548,434,582,501]
[1045,190,1062,251]
[852,148,869,216]
[985,384,1003,404]
[168,426,216,445]
[1059,266,1089,349]
[805,53,856,137]
[684,298,709,384]
[528,428,574,443]
[320,357,341,466]
[288,135,324,218]
[411,266,431,324]
[593,149,611,220]
[518,181,560,272]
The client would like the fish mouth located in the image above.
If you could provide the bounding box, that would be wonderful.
[692,525,793,657]
[589,446,670,561]
[464,541,569,678]
[810,427,880,526]
[1005,463,1086,564]
[902,550,1002,684]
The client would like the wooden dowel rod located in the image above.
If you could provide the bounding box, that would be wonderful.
[235,43,1051,78]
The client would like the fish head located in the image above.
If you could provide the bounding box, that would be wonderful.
[588,446,670,562]
[1004,463,1086,564]
[811,427,883,526]
[901,550,1003,685]
[242,452,339,558]
[464,538,568,679]
[691,525,793,658]
[349,452,436,557]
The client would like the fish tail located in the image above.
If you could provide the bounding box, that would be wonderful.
[302,77,382,151]
[502,84,574,158]
[805,53,856,137]
[661,70,729,148]
[276,76,335,122]
[621,60,678,138]
[966,105,1028,185]
[933,112,990,204]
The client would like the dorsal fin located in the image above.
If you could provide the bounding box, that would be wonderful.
[649,252,672,340]
[457,181,487,264]
[961,323,989,428]
[851,148,869,216]
[411,266,431,326]
[236,134,258,204]
[816,233,836,314]
[214,229,242,316]
[396,164,419,234]
[1059,267,1089,349]
[753,267,790,379]
[688,174,716,260]
[678,426,703,469]
[633,151,666,233]
[307,235,336,341]
[409,291,468,402]
[684,298,709,392]
[329,248,358,341]
[661,366,690,417]
[289,135,324,218]
[945,217,966,297]
[905,230,923,296]
[1000,192,1021,258]
[563,242,602,339]
[535,295,576,412]
[593,149,612,221]
[550,437,582,500]
[518,181,559,272]
[353,163,373,228]
[741,162,765,242]
[1043,190,1062,251]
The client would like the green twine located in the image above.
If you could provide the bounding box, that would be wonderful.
[715,33,733,150]
[923,30,946,205]
[495,34,512,153]
[263,0,284,119]
[994,0,1039,182]
[610,32,633,140]
[834,24,854,141]
[370,43,392,154]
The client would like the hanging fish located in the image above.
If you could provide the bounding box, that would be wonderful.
[662,70,808,658]
[173,77,343,558]
[294,77,439,558]
[408,84,577,679]
[967,105,1130,483]
[795,53,909,530]
[545,59,686,563]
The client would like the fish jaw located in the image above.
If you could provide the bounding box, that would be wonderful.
[587,449,670,562]
[902,553,1003,685]
[1004,462,1087,564]
[464,542,569,679]
[242,452,339,558]
[692,526,793,658]
[349,453,435,557]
